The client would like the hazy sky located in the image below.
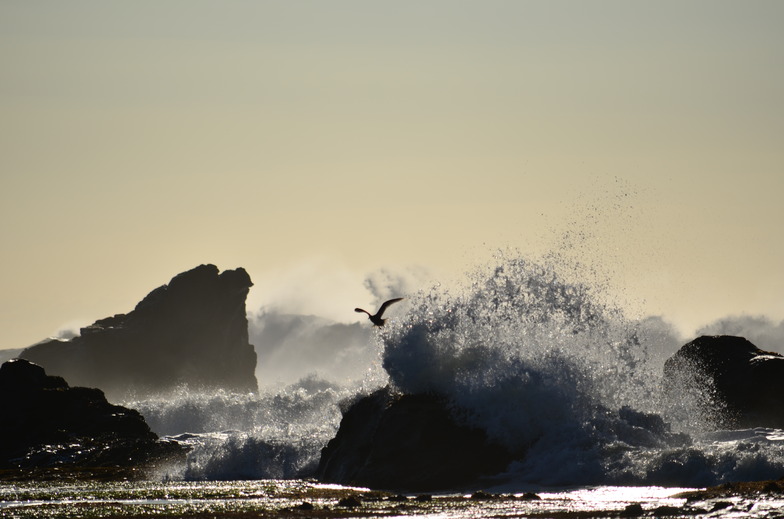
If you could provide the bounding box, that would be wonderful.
[2,1,783,350]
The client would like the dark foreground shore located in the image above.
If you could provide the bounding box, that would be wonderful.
[2,474,784,519]
[675,477,784,500]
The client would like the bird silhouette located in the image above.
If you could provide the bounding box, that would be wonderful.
[355,298,404,327]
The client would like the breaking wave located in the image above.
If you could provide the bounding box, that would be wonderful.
[127,252,784,488]
[128,376,354,480]
[380,253,784,487]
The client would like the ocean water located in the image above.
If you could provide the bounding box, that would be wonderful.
[4,253,784,517]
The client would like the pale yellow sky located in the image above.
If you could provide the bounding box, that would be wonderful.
[2,1,783,349]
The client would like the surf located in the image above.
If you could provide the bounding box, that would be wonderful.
[117,251,784,489]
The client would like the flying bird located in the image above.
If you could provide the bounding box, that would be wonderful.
[355,298,404,327]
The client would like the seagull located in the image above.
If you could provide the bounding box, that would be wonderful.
[355,298,404,327]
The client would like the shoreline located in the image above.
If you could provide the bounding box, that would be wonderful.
[3,475,784,519]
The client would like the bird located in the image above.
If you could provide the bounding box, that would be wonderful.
[355,298,404,327]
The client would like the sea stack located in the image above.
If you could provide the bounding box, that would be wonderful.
[20,264,258,400]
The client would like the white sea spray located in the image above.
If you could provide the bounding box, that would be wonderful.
[380,253,784,487]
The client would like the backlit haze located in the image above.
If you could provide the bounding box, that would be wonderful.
[2,1,783,356]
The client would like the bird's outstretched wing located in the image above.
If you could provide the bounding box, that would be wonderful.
[355,308,370,315]
[376,297,404,317]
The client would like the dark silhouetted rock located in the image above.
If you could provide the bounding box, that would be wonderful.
[336,495,362,507]
[620,503,644,517]
[0,359,186,470]
[20,264,257,400]
[316,386,512,492]
[663,335,784,428]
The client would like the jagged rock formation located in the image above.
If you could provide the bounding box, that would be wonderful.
[0,358,186,471]
[663,335,784,429]
[20,264,257,400]
[316,386,512,492]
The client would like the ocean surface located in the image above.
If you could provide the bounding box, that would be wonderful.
[3,253,784,517]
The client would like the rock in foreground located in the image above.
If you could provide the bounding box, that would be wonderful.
[0,359,186,471]
[316,386,512,492]
[663,335,784,429]
[21,264,257,400]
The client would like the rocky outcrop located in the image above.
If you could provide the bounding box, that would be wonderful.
[20,264,257,401]
[316,386,512,492]
[663,335,784,429]
[0,359,186,470]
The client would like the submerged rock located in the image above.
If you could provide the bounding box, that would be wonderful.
[20,264,257,400]
[316,386,513,492]
[0,358,186,471]
[663,335,784,428]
